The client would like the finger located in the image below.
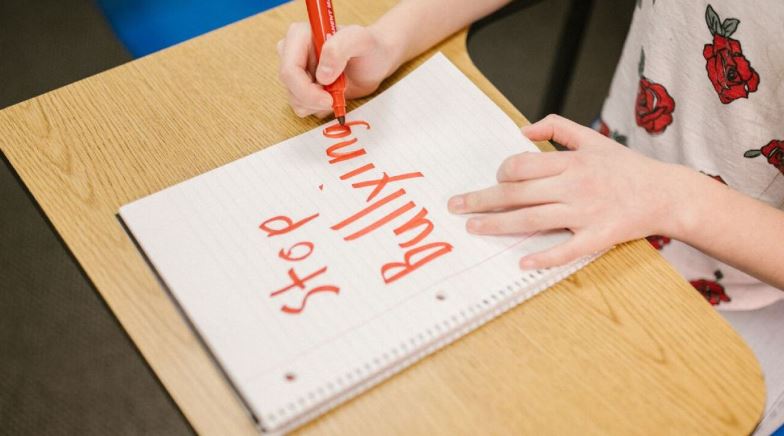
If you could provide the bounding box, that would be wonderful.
[521,114,595,150]
[290,103,314,118]
[279,23,311,75]
[314,110,332,119]
[279,23,333,111]
[316,25,377,85]
[306,43,318,77]
[465,204,570,236]
[496,151,570,183]
[282,67,333,113]
[287,91,327,118]
[448,178,562,214]
[519,232,601,269]
[287,89,328,111]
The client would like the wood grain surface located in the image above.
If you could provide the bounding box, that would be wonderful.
[0,1,764,434]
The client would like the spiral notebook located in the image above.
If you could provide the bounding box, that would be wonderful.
[119,53,598,433]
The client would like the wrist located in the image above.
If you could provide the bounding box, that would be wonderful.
[661,164,721,243]
[368,19,409,78]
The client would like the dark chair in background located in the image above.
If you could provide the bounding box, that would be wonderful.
[470,0,596,119]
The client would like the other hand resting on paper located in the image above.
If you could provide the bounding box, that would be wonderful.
[448,115,784,291]
[448,115,679,269]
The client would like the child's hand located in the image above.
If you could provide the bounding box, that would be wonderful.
[277,23,399,118]
[448,114,693,270]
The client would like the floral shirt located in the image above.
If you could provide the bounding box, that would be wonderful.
[598,1,784,310]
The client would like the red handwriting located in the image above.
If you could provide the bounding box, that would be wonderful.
[352,171,424,202]
[322,120,453,284]
[394,208,433,248]
[381,242,453,284]
[260,213,340,315]
[258,119,454,315]
[331,188,406,231]
[327,138,366,164]
[323,121,370,138]
[260,213,319,237]
[270,266,327,297]
[278,241,314,261]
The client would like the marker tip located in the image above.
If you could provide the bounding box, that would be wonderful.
[337,116,345,126]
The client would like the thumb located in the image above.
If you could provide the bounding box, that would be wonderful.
[521,114,594,151]
[315,25,376,85]
[519,232,601,270]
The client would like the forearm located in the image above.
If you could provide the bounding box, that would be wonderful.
[369,0,510,73]
[669,166,784,290]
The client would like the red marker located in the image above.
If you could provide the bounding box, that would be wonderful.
[305,0,347,125]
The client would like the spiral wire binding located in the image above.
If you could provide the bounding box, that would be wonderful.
[259,253,599,433]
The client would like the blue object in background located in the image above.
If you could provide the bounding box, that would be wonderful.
[773,422,784,436]
[96,0,290,57]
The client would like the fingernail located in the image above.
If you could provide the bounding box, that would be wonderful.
[320,95,333,108]
[448,196,464,213]
[317,65,333,79]
[466,218,481,233]
[520,258,537,269]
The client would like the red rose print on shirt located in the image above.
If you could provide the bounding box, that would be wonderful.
[598,120,609,137]
[634,49,674,135]
[690,270,730,306]
[700,172,727,185]
[596,119,628,146]
[702,5,760,104]
[744,140,784,174]
[646,235,671,250]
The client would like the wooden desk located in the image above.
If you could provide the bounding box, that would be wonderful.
[0,1,764,434]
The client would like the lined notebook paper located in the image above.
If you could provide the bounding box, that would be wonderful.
[120,53,598,433]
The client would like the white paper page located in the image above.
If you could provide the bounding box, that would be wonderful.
[120,53,596,432]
